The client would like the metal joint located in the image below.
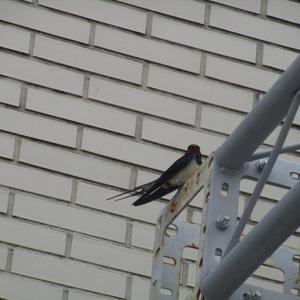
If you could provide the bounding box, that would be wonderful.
[243,290,262,300]
[216,216,230,230]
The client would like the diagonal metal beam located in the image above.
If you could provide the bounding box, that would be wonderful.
[224,90,300,256]
[250,142,300,161]
[201,178,300,300]
[215,55,300,170]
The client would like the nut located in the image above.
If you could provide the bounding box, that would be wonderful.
[216,216,230,229]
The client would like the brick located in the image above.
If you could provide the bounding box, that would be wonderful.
[0,132,15,159]
[34,35,142,84]
[286,234,300,250]
[19,140,131,188]
[0,23,30,53]
[201,106,244,134]
[0,52,84,95]
[82,128,180,171]
[94,25,201,73]
[0,0,89,43]
[76,182,165,224]
[131,276,192,300]
[240,179,288,201]
[39,0,147,33]
[69,290,112,300]
[131,276,150,300]
[0,78,20,106]
[26,88,136,136]
[132,222,155,250]
[206,55,280,92]
[0,273,63,300]
[12,249,127,297]
[147,65,254,112]
[0,216,66,254]
[210,5,300,50]
[89,77,196,124]
[262,44,299,70]
[14,193,126,242]
[209,0,261,13]
[254,265,284,283]
[0,160,72,200]
[0,107,77,147]
[265,125,300,147]
[246,276,283,293]
[117,0,205,23]
[142,118,226,156]
[267,0,300,25]
[0,246,7,269]
[151,15,256,63]
[250,200,273,222]
[71,235,152,276]
[187,262,197,286]
[0,188,9,213]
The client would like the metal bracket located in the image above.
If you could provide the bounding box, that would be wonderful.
[149,153,214,300]
[149,155,300,299]
[199,157,300,299]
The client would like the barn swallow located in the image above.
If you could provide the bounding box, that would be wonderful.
[107,144,202,206]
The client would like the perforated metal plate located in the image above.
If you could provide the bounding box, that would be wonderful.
[149,155,300,300]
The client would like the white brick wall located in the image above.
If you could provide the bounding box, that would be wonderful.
[0,0,300,299]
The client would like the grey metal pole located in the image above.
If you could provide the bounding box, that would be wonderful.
[201,180,300,300]
[215,55,300,170]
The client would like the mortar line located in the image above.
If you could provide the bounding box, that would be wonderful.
[70,179,78,204]
[19,86,27,110]
[64,233,73,258]
[7,191,15,217]
[82,75,90,100]
[5,248,13,272]
[145,12,154,37]
[29,32,36,57]
[195,102,202,129]
[125,221,133,247]
[141,63,149,87]
[125,275,133,300]
[204,3,211,28]
[13,137,22,162]
[89,23,96,47]
[62,289,69,300]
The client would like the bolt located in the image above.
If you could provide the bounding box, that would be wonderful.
[255,159,267,173]
[216,216,230,230]
[251,290,262,300]
[243,290,262,300]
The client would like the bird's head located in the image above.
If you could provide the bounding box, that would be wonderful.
[186,144,201,155]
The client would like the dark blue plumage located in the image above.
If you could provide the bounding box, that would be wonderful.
[107,144,202,206]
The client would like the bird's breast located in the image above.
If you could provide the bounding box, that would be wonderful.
[168,159,199,186]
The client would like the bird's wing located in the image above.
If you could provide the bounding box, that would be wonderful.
[143,154,194,195]
[106,180,156,202]
[107,154,194,204]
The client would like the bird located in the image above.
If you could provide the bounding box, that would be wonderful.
[107,144,202,206]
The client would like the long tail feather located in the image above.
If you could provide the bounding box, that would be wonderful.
[106,189,134,201]
[106,180,156,201]
[114,190,143,202]
[132,185,179,206]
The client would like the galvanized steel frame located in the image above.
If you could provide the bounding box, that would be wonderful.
[149,55,300,300]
